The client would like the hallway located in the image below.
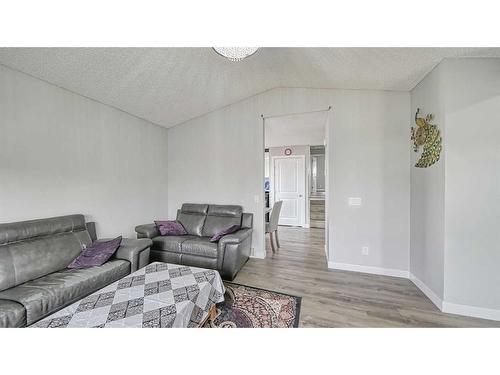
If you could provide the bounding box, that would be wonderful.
[234,226,500,327]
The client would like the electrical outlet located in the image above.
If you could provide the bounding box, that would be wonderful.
[362,246,369,256]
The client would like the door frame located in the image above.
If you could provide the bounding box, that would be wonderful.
[261,107,332,261]
[270,154,307,228]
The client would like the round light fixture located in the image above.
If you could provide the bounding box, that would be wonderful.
[212,47,259,62]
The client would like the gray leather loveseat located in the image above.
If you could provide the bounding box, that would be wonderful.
[0,215,152,327]
[135,204,253,281]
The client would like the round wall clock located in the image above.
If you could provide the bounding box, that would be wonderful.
[284,148,292,156]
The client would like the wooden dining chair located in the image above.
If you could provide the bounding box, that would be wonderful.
[266,200,283,253]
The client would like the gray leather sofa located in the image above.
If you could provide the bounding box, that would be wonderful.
[0,215,152,328]
[135,204,253,281]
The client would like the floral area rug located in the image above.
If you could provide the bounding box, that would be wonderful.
[206,282,301,328]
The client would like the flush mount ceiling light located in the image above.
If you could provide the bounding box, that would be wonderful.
[212,47,259,61]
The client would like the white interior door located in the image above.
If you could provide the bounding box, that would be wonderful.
[273,156,306,226]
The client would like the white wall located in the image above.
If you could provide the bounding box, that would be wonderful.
[410,64,446,301]
[443,59,500,312]
[264,151,270,178]
[265,111,326,148]
[167,93,265,253]
[0,64,169,238]
[168,87,410,274]
[328,90,410,273]
[410,58,500,319]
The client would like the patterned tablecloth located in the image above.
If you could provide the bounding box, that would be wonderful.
[31,262,225,328]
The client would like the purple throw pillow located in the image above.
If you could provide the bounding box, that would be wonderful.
[155,220,187,236]
[210,225,240,242]
[68,236,122,269]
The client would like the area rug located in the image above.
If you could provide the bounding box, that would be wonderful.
[206,282,301,328]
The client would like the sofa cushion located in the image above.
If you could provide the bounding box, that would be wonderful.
[0,215,92,292]
[0,299,26,328]
[0,260,129,325]
[181,237,218,258]
[202,205,242,237]
[150,249,182,264]
[177,204,208,236]
[152,235,197,253]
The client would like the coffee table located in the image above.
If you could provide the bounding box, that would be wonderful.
[31,262,225,328]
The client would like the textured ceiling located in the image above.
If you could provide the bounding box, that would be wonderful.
[1,47,499,127]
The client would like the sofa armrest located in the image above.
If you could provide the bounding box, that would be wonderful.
[217,228,253,281]
[113,238,152,272]
[135,223,160,239]
[218,228,253,247]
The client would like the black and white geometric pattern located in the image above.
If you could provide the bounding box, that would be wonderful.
[31,262,225,328]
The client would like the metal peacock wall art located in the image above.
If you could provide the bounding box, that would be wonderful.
[411,108,442,168]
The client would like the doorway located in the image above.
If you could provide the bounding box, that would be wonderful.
[262,109,330,261]
[310,145,326,229]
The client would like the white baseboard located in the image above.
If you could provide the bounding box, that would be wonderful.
[328,261,409,278]
[408,274,500,321]
[442,302,500,322]
[250,254,265,259]
[409,273,443,310]
[250,247,266,259]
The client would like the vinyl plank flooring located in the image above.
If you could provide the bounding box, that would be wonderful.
[234,226,500,327]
